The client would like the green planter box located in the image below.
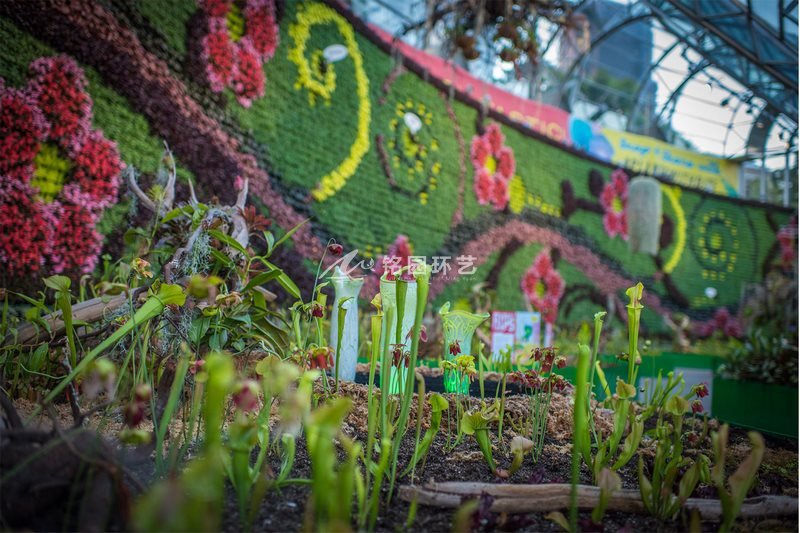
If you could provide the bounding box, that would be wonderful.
[712,376,798,438]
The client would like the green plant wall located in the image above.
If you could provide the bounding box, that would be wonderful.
[0,0,793,333]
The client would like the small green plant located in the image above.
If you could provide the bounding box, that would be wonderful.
[493,346,513,441]
[625,282,644,385]
[592,467,622,524]
[441,353,477,450]
[578,284,646,484]
[461,400,501,475]
[385,263,431,502]
[42,282,187,408]
[711,424,765,532]
[508,435,534,477]
[509,347,568,463]
[304,396,359,532]
[133,352,234,531]
[43,275,77,367]
[640,369,686,419]
[571,343,591,532]
[403,392,449,479]
[638,395,708,520]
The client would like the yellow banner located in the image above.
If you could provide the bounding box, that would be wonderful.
[602,129,739,196]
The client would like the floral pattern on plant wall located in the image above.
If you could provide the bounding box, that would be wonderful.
[384,100,441,205]
[470,122,515,211]
[199,0,279,107]
[521,249,565,325]
[600,168,629,240]
[0,55,123,279]
[777,215,797,269]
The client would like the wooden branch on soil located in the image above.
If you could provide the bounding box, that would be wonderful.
[8,293,131,347]
[399,481,798,520]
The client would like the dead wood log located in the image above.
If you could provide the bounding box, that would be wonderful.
[399,481,798,520]
[7,293,131,347]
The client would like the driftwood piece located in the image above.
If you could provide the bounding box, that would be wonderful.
[7,293,130,347]
[399,481,798,520]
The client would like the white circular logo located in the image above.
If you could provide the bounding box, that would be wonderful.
[704,287,717,299]
[403,112,422,134]
[323,44,349,63]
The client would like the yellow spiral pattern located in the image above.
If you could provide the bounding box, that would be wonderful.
[288,2,371,202]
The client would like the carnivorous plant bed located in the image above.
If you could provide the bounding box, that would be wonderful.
[0,154,797,532]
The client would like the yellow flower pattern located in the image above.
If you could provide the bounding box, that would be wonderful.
[661,185,686,274]
[288,2,371,202]
[507,175,561,217]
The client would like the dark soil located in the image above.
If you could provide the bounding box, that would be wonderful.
[6,378,798,532]
[216,378,798,533]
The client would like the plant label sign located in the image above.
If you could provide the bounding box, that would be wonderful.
[515,312,541,346]
[491,311,543,360]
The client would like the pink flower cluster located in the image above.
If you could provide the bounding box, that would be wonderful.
[695,307,742,339]
[199,0,279,107]
[0,56,122,279]
[600,168,629,240]
[470,123,515,210]
[521,250,565,325]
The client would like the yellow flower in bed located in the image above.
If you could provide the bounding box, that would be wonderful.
[455,354,477,376]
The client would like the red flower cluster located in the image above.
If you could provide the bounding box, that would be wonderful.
[0,180,55,274]
[777,216,797,269]
[307,347,333,370]
[0,56,122,279]
[123,383,152,428]
[509,347,568,392]
[521,250,565,325]
[695,307,742,339]
[232,379,260,413]
[532,346,566,374]
[199,0,279,107]
[391,344,410,367]
[692,382,709,398]
[470,123,515,210]
[449,340,461,356]
[327,242,343,256]
[510,369,568,393]
[691,399,704,414]
[600,169,629,240]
